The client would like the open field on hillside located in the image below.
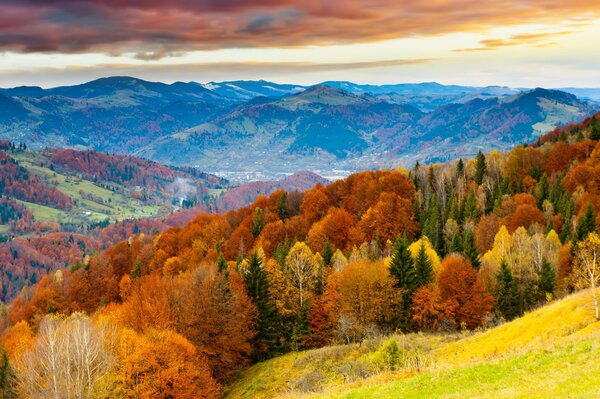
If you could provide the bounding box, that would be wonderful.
[225,290,600,399]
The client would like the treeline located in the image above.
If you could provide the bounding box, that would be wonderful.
[1,112,600,397]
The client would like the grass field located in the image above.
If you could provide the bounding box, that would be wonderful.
[9,152,163,228]
[224,290,600,399]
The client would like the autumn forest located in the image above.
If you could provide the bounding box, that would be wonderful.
[0,112,598,397]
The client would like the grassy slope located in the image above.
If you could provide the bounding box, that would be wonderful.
[225,290,600,399]
[9,150,162,228]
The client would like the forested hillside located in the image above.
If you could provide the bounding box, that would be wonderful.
[1,112,600,397]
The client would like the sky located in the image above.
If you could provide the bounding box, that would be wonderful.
[0,0,599,88]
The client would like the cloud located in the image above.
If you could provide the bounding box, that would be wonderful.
[454,31,575,52]
[0,1,597,57]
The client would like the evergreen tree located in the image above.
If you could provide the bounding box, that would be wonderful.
[462,229,481,269]
[251,207,265,238]
[131,259,141,278]
[577,203,597,241]
[389,235,416,291]
[456,158,464,177]
[422,196,442,253]
[243,252,281,361]
[474,150,487,185]
[0,349,16,399]
[537,257,556,301]
[449,230,463,254]
[217,253,228,273]
[389,235,416,329]
[537,173,549,208]
[291,302,310,351]
[278,192,288,220]
[462,190,479,221]
[495,259,521,321]
[321,242,334,266]
[414,240,433,287]
[590,116,600,140]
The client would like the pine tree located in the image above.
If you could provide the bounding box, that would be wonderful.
[462,190,479,221]
[321,242,334,266]
[243,252,280,361]
[462,229,480,269]
[495,259,521,321]
[456,158,464,177]
[537,173,549,208]
[537,257,556,301]
[576,203,597,242]
[474,150,487,185]
[278,192,288,220]
[389,235,416,291]
[590,116,600,140]
[449,231,463,254]
[414,240,433,287]
[0,349,16,399]
[217,253,228,273]
[389,235,416,329]
[251,207,265,238]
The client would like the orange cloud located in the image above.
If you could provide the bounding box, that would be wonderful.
[454,31,575,52]
[0,1,597,57]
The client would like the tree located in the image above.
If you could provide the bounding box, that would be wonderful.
[438,255,493,329]
[322,242,334,266]
[388,235,416,329]
[414,240,433,287]
[576,203,596,241]
[474,150,487,185]
[462,229,480,269]
[495,259,521,321]
[116,328,220,398]
[411,284,448,331]
[15,313,115,399]
[243,252,280,361]
[0,348,17,399]
[337,260,402,327]
[573,232,600,320]
[537,257,556,301]
[285,242,317,308]
[251,207,265,238]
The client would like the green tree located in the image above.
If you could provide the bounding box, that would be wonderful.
[495,259,521,321]
[462,229,480,269]
[0,349,17,399]
[321,242,334,266]
[590,116,600,140]
[251,207,265,238]
[414,240,433,287]
[278,192,288,220]
[577,203,596,241]
[474,150,487,185]
[389,235,416,291]
[389,235,416,329]
[537,257,556,301]
[243,252,280,361]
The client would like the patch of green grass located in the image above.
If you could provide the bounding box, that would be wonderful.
[0,225,8,234]
[17,200,69,222]
[325,338,600,399]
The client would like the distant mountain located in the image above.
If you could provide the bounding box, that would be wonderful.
[199,80,307,101]
[135,85,424,178]
[0,77,596,180]
[136,86,594,178]
[320,81,521,112]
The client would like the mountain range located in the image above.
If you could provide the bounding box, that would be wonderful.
[0,76,597,180]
